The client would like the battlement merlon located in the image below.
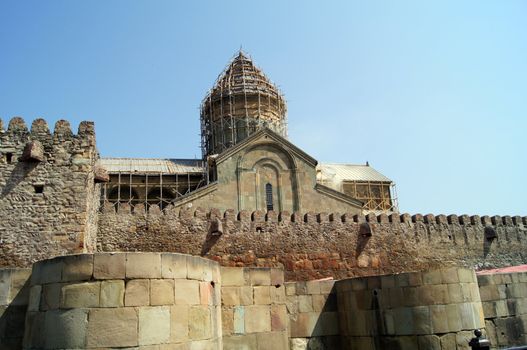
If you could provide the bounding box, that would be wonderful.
[101,204,527,228]
[0,117,98,165]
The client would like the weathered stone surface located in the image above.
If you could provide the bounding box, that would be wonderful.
[223,334,257,349]
[250,268,271,286]
[175,279,200,305]
[171,304,189,343]
[40,283,62,311]
[245,305,271,333]
[87,307,138,348]
[139,306,171,345]
[28,285,42,312]
[93,253,126,279]
[189,306,211,340]
[222,267,247,286]
[161,253,187,279]
[151,279,174,306]
[253,286,271,304]
[62,254,93,282]
[100,280,124,307]
[126,253,161,279]
[125,279,150,306]
[256,331,288,350]
[44,309,88,349]
[60,282,100,308]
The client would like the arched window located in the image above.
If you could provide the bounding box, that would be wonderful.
[265,183,273,211]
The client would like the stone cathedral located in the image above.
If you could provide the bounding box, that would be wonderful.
[0,51,526,350]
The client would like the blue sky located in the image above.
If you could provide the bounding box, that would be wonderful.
[1,1,526,215]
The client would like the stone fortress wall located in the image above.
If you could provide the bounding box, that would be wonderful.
[0,117,100,268]
[1,255,527,349]
[97,206,527,281]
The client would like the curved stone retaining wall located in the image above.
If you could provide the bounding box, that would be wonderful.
[335,268,485,350]
[23,253,222,349]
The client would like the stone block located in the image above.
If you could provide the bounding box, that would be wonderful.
[93,253,126,279]
[254,286,271,304]
[39,258,64,284]
[28,285,41,312]
[319,280,335,294]
[270,268,284,286]
[440,333,456,349]
[223,334,257,349]
[60,282,100,308]
[139,306,171,345]
[161,253,187,279]
[402,287,420,307]
[306,280,321,294]
[394,307,414,335]
[290,312,319,338]
[459,303,477,330]
[422,270,442,285]
[175,279,200,305]
[441,267,460,284]
[447,283,464,303]
[44,309,88,349]
[40,283,62,311]
[150,279,174,306]
[388,286,404,308]
[171,305,189,342]
[446,304,462,331]
[126,253,162,279]
[125,279,150,306]
[285,283,296,296]
[256,331,288,350]
[381,275,396,288]
[430,305,449,333]
[234,306,245,334]
[200,281,214,305]
[100,280,124,307]
[240,286,253,305]
[456,330,474,350]
[23,311,46,349]
[250,268,271,286]
[271,304,287,331]
[298,295,313,312]
[187,256,206,281]
[407,272,423,286]
[222,286,241,306]
[87,307,138,347]
[189,306,211,340]
[312,294,327,312]
[245,305,271,333]
[62,254,93,282]
[458,269,475,283]
[221,267,247,286]
[412,306,431,335]
[222,308,234,335]
[9,269,31,305]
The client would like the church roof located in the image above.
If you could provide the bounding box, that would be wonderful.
[208,51,284,98]
[317,163,392,183]
[99,158,204,174]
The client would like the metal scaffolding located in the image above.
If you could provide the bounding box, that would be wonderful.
[200,50,287,158]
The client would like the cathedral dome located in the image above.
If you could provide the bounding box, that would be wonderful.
[200,51,287,157]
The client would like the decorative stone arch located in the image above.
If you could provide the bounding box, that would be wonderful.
[236,142,300,212]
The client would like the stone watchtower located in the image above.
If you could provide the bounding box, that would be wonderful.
[200,51,287,158]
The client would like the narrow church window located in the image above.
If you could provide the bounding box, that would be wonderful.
[5,153,13,164]
[265,183,273,211]
[34,185,44,194]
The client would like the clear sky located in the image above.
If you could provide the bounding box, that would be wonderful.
[1,1,526,216]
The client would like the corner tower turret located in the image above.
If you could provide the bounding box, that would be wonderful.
[200,51,287,158]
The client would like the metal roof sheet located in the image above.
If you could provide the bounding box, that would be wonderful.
[98,158,205,174]
[317,163,392,183]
